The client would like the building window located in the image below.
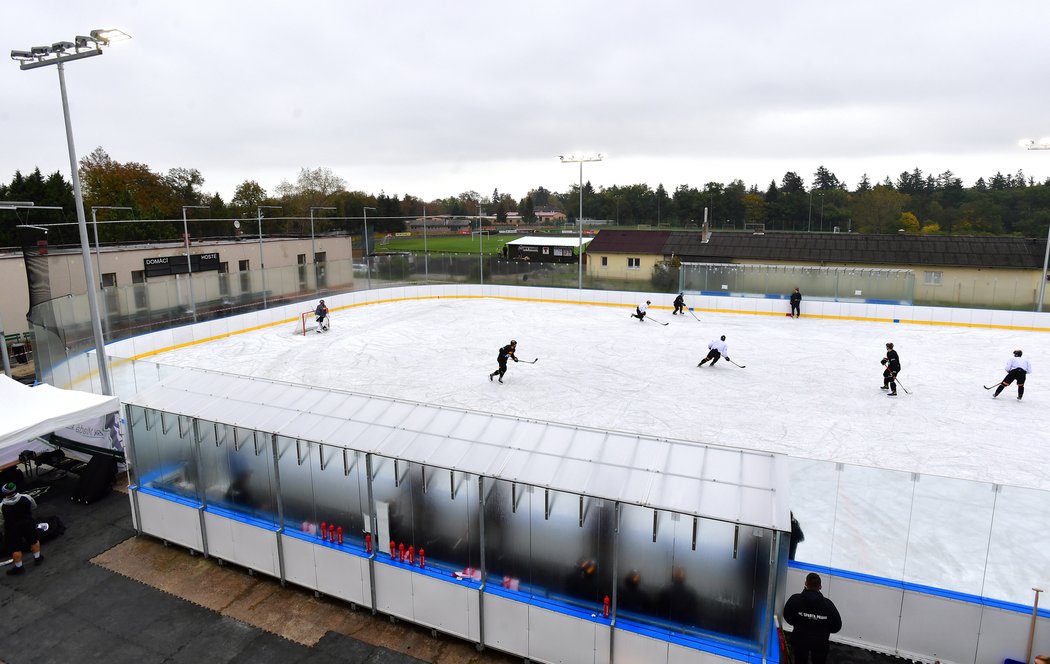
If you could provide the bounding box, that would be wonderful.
[239,259,250,272]
[101,273,117,288]
[601,256,608,268]
[131,270,146,284]
[297,254,306,265]
[315,251,326,263]
[924,271,942,286]
[627,257,641,269]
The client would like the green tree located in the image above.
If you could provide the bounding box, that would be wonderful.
[851,185,910,234]
[230,180,268,217]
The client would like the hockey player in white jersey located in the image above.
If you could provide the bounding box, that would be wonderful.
[993,349,1032,400]
[698,335,729,367]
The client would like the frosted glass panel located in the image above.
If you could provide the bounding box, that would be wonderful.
[982,485,1050,604]
[786,457,839,567]
[130,406,198,502]
[831,465,912,579]
[904,475,994,594]
[197,423,277,525]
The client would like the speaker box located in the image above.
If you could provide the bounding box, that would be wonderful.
[72,455,117,504]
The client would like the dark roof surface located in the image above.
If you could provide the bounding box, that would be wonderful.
[664,231,1049,269]
[586,229,672,254]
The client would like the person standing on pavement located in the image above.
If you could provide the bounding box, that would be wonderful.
[2,482,43,575]
[783,572,842,664]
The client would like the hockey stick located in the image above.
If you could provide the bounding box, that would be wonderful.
[727,359,747,369]
[645,316,669,326]
[891,376,911,394]
[521,358,538,364]
[983,383,1001,390]
[689,309,702,322]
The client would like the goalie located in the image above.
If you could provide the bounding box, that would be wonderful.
[314,299,330,333]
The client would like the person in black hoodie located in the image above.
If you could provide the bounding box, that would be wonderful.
[881,342,901,396]
[672,293,685,315]
[489,340,518,383]
[789,288,802,318]
[783,572,842,664]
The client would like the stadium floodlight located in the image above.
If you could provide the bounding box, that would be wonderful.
[559,152,605,289]
[1020,138,1050,150]
[9,28,130,396]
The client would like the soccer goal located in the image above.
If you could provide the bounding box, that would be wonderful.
[296,311,331,335]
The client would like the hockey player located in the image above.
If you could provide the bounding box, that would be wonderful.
[698,335,729,367]
[993,349,1032,400]
[314,299,329,333]
[881,342,901,396]
[672,293,686,315]
[789,288,802,318]
[489,340,519,383]
[631,300,651,322]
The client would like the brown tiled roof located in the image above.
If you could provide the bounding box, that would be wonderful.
[587,229,672,254]
[664,231,1048,269]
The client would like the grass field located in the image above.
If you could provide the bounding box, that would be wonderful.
[377,234,521,254]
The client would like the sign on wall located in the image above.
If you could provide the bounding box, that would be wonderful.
[143,252,221,277]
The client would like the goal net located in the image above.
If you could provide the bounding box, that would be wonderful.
[295,311,331,335]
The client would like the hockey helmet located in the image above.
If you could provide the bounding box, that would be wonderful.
[1014,349,1023,357]
[720,335,726,341]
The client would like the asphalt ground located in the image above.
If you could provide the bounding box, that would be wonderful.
[0,472,913,664]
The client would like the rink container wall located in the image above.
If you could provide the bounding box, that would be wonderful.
[37,282,1050,663]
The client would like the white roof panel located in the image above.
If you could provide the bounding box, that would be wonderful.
[506,236,593,248]
[124,369,789,530]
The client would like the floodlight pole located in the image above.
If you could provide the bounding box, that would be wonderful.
[257,205,282,308]
[11,37,128,394]
[478,200,484,285]
[309,206,337,293]
[181,205,209,321]
[1021,139,1049,311]
[560,153,604,289]
[363,206,376,289]
[422,205,429,282]
[90,206,132,289]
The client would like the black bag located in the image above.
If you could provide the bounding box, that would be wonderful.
[36,515,65,542]
[72,455,117,504]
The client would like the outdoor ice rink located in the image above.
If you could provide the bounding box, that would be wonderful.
[150,297,1050,492]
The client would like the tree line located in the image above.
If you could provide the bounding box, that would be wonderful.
[2,147,1049,248]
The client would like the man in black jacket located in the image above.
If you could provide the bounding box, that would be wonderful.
[783,572,841,664]
[489,340,518,383]
[881,342,901,396]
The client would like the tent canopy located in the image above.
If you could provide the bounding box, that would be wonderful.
[0,375,120,465]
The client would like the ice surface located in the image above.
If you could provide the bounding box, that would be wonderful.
[143,297,1050,603]
[150,298,1050,491]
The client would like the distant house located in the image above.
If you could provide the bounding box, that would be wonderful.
[586,227,1049,308]
[503,236,592,263]
[534,206,567,224]
[584,229,672,279]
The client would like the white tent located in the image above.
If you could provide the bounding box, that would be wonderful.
[0,375,120,467]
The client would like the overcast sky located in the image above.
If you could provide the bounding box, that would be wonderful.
[3,1,1049,204]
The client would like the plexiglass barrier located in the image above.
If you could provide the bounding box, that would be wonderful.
[124,388,778,657]
[787,457,1049,605]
